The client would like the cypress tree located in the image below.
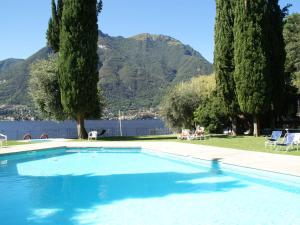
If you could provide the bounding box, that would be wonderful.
[214,0,239,135]
[284,13,300,88]
[46,0,60,52]
[233,0,271,136]
[59,0,100,139]
[57,0,63,21]
[267,0,286,125]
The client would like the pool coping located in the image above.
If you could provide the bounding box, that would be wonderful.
[1,140,300,177]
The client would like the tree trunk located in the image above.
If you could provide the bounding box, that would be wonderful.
[253,115,260,137]
[76,113,88,139]
[231,116,237,136]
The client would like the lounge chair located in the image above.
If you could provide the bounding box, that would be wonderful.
[265,130,282,148]
[275,133,300,151]
[88,131,98,141]
[190,127,205,140]
[40,133,49,139]
[177,129,191,140]
[0,133,7,148]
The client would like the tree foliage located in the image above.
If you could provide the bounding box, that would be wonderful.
[160,75,215,131]
[59,0,101,138]
[28,55,105,121]
[57,0,64,21]
[46,0,60,52]
[214,0,238,117]
[284,13,300,90]
[233,0,272,136]
[267,0,286,116]
[29,55,67,120]
[194,91,228,133]
[233,0,271,115]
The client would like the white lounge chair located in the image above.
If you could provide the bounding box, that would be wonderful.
[0,133,7,148]
[88,131,98,141]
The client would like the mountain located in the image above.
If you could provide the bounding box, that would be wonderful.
[0,48,51,106]
[98,32,213,112]
[0,58,24,72]
[0,31,213,118]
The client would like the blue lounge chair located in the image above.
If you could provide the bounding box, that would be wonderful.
[275,133,300,151]
[265,130,282,148]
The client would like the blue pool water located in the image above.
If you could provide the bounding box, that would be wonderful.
[1,148,300,225]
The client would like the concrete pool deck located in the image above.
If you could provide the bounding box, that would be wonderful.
[1,140,300,177]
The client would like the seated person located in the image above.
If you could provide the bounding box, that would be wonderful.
[195,128,204,136]
[177,129,191,140]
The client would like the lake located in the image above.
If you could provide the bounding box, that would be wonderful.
[0,119,171,140]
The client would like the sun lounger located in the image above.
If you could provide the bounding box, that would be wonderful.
[88,131,98,141]
[265,130,282,148]
[0,133,7,148]
[190,127,205,140]
[177,129,191,140]
[275,133,300,151]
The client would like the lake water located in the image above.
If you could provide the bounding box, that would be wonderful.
[0,119,171,140]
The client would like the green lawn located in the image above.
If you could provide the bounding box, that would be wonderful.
[96,135,300,156]
[1,140,31,147]
[186,135,300,156]
[97,135,177,142]
[8,140,31,146]
[7,135,298,156]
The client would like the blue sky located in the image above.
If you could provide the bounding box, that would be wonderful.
[0,0,299,62]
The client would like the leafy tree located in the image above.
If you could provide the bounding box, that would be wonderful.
[233,0,271,136]
[46,0,60,52]
[28,55,67,120]
[284,13,300,90]
[160,75,215,131]
[28,54,105,121]
[59,0,101,138]
[194,91,229,133]
[214,0,239,135]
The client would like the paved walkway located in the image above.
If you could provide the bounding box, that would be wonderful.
[1,140,300,176]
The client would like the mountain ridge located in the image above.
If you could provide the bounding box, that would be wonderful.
[0,31,213,118]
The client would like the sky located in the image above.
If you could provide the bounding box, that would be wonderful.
[0,0,299,63]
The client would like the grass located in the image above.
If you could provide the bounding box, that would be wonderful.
[187,135,300,156]
[7,134,299,156]
[97,135,177,142]
[3,140,31,147]
[94,134,300,156]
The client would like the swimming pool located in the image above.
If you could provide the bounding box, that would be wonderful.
[1,147,300,225]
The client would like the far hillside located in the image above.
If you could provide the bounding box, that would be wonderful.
[0,31,213,119]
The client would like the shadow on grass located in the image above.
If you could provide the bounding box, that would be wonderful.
[207,135,256,139]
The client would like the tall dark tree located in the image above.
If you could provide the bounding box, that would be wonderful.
[59,0,100,139]
[57,0,64,21]
[46,0,60,52]
[284,13,300,89]
[266,0,286,126]
[214,0,239,135]
[233,0,271,136]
